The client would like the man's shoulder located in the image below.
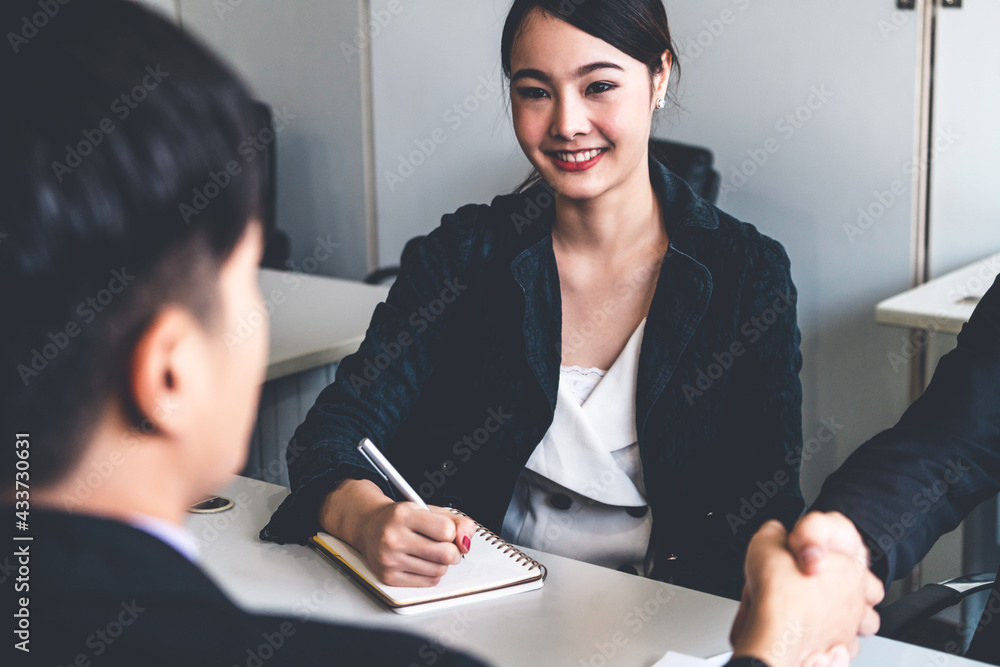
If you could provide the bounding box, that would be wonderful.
[32,509,220,598]
[26,510,486,666]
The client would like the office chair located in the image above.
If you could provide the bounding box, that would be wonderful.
[250,101,291,270]
[877,572,995,653]
[363,139,722,285]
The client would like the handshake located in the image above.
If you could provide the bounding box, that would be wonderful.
[729,512,885,667]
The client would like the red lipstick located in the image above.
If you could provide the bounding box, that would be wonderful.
[548,148,607,172]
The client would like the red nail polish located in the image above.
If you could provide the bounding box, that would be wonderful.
[462,536,471,551]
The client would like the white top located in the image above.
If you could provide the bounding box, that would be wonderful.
[500,319,653,576]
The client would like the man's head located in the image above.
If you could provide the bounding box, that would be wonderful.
[1,0,269,513]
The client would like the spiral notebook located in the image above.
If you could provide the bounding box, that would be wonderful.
[309,517,546,615]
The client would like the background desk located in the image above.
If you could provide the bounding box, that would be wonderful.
[188,477,986,667]
[261,268,390,381]
[875,252,1000,334]
[246,270,389,484]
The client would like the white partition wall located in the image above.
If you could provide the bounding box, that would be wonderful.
[179,0,371,280]
[369,0,529,269]
[928,0,1000,278]
[660,0,922,501]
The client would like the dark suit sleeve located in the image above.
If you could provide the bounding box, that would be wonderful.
[811,275,1000,585]
[260,206,490,544]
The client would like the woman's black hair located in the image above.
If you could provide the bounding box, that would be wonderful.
[501,0,679,88]
[0,0,264,485]
[500,0,680,192]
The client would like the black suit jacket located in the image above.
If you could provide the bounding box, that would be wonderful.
[811,273,1000,663]
[12,509,486,666]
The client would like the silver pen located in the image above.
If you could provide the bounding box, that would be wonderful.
[357,438,430,509]
[357,438,467,558]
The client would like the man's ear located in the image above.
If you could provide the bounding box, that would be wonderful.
[128,306,210,439]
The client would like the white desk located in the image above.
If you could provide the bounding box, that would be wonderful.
[187,477,985,667]
[875,253,1000,334]
[260,269,390,381]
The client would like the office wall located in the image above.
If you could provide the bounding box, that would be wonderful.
[928,0,1000,278]
[659,0,922,501]
[178,0,370,280]
[369,0,528,268]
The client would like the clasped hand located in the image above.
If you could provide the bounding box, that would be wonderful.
[730,514,884,667]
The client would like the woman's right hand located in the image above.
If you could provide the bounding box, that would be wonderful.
[319,478,477,587]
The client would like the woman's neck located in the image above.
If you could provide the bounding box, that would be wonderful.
[551,159,667,262]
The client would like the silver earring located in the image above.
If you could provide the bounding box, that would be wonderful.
[656,98,666,109]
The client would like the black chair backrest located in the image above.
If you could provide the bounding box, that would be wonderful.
[649,139,721,205]
[251,101,291,269]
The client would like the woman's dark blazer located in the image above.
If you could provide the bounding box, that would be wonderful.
[262,159,805,600]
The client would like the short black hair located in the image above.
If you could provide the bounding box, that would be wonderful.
[1,0,264,486]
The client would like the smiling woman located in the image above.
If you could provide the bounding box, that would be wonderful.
[263,0,805,602]
[502,0,678,199]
